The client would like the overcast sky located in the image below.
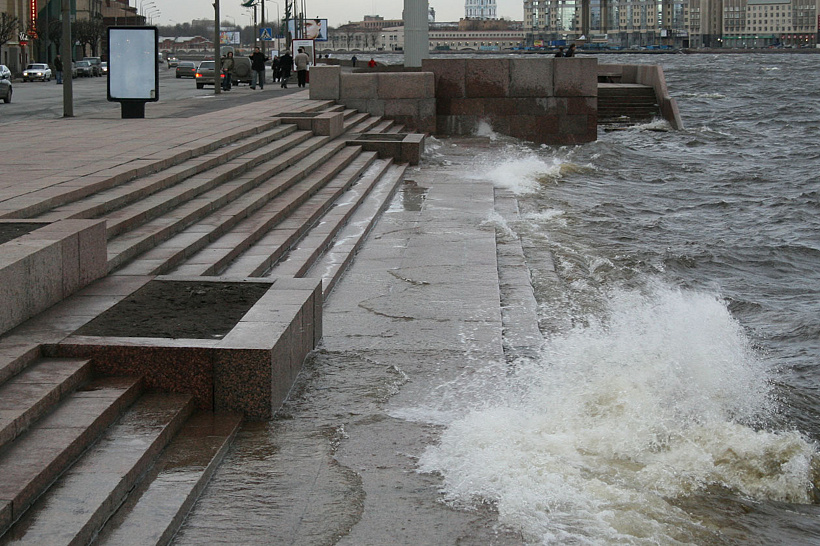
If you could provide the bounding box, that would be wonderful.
[151,1,524,28]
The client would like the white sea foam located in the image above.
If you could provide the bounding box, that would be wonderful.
[474,147,585,195]
[414,285,818,544]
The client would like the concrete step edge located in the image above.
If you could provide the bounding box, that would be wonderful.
[176,145,367,278]
[267,155,392,279]
[1,392,194,546]
[93,412,243,546]
[0,376,143,537]
[218,151,382,278]
[0,121,283,221]
[37,125,300,223]
[105,135,336,273]
[0,358,92,452]
[104,130,315,239]
[304,163,407,299]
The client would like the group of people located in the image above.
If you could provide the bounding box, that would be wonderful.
[219,46,310,91]
[554,44,577,57]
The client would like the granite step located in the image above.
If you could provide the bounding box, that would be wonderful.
[107,140,349,276]
[263,157,395,279]
[217,151,384,278]
[0,358,92,451]
[33,125,299,223]
[93,412,242,546]
[105,135,336,273]
[0,376,143,537]
[0,345,41,389]
[168,147,374,278]
[103,130,316,240]
[0,121,283,221]
[301,163,407,297]
[0,392,194,546]
[343,112,372,132]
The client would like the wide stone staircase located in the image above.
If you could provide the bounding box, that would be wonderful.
[597,83,661,126]
[0,100,421,544]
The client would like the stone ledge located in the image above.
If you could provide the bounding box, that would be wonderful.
[53,276,322,420]
[346,133,426,165]
[0,220,107,336]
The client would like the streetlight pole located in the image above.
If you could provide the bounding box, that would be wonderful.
[61,0,73,117]
[269,1,279,52]
[213,0,221,95]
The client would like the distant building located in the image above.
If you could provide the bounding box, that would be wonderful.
[465,0,498,20]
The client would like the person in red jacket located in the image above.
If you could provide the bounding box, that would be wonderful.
[368,57,377,68]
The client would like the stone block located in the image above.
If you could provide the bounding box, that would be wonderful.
[555,96,597,116]
[340,73,379,99]
[507,114,560,144]
[553,57,598,97]
[77,220,108,286]
[466,58,510,98]
[56,277,322,420]
[384,99,420,118]
[441,98,485,116]
[422,59,466,98]
[416,99,437,134]
[378,72,435,99]
[308,65,340,100]
[559,113,596,137]
[510,58,554,97]
[437,115,480,136]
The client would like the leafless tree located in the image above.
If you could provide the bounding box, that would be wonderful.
[0,12,20,52]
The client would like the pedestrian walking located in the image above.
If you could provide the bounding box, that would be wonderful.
[249,47,268,89]
[351,55,357,67]
[54,54,63,84]
[221,51,235,91]
[294,47,309,88]
[279,50,292,88]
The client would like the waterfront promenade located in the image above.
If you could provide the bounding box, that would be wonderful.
[0,89,542,542]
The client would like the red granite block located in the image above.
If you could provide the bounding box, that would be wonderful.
[378,72,434,99]
[507,114,560,144]
[510,58,554,97]
[466,58,510,98]
[422,58,467,99]
[340,73,379,99]
[553,57,598,97]
[447,98,485,116]
[212,348,272,419]
[559,114,595,136]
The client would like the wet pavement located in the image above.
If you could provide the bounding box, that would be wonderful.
[173,140,530,545]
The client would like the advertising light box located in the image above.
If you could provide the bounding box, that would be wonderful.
[108,26,159,104]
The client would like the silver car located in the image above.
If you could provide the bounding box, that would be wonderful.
[23,63,52,82]
[0,65,11,103]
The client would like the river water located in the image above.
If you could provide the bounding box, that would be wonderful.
[413,53,820,544]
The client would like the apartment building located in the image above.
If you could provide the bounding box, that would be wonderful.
[523,0,817,47]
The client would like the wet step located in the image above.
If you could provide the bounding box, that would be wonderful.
[103,130,315,240]
[93,412,242,546]
[34,125,298,223]
[0,392,194,546]
[0,376,142,537]
[168,147,375,278]
[108,140,349,276]
[0,344,41,391]
[2,121,283,221]
[217,152,384,278]
[0,358,91,450]
[106,135,335,273]
[263,158,395,279]
[301,163,407,297]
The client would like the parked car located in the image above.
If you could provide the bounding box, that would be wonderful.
[22,63,52,82]
[167,57,179,67]
[82,57,102,76]
[175,61,197,78]
[195,60,224,89]
[0,69,11,103]
[75,60,94,77]
[100,62,108,75]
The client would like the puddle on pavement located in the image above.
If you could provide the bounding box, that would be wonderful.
[391,180,428,212]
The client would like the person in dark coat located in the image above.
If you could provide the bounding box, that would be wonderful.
[554,46,565,57]
[54,55,64,84]
[279,50,292,88]
[565,44,576,57]
[249,47,268,89]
